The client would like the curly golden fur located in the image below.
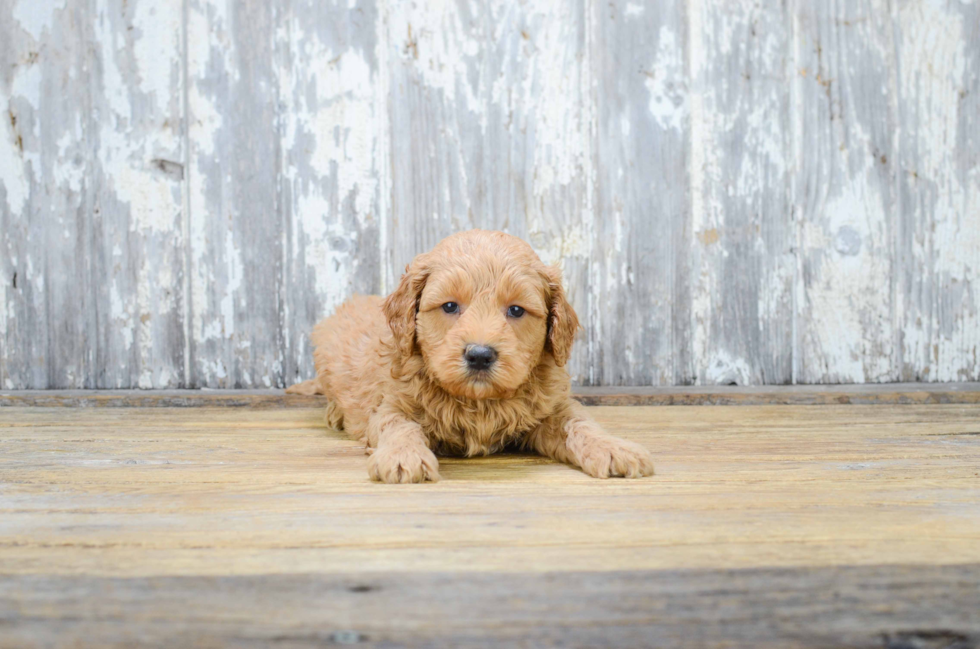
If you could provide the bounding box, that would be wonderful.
[287,230,654,483]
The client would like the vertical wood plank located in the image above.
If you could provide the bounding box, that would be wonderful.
[91,0,186,388]
[385,0,594,383]
[276,0,384,386]
[1,0,98,389]
[1,0,185,389]
[689,0,794,385]
[895,0,979,382]
[791,0,899,384]
[592,0,689,386]
[186,0,282,387]
[385,0,481,260]
[501,0,593,384]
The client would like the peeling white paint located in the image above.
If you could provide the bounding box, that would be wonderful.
[52,129,83,193]
[305,50,378,219]
[220,228,241,338]
[277,5,383,334]
[131,0,182,104]
[186,0,228,159]
[802,178,894,382]
[624,3,645,17]
[703,350,753,385]
[792,0,901,384]
[0,270,7,340]
[3,0,978,389]
[295,193,355,303]
[0,112,29,217]
[188,206,212,345]
[644,26,688,132]
[897,0,979,381]
[689,0,796,384]
[85,0,186,388]
[110,280,135,351]
[117,167,182,233]
[95,0,182,234]
[526,3,587,199]
[531,222,590,267]
[0,59,42,217]
[388,0,483,115]
[688,0,710,384]
[898,1,974,280]
[12,0,67,41]
[898,1,966,180]
[186,0,239,369]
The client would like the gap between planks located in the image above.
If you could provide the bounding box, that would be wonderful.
[1,383,979,408]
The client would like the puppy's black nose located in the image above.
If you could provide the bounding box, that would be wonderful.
[464,345,498,371]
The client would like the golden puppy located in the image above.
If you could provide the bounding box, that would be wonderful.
[287,230,654,483]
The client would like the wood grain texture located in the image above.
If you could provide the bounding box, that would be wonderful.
[1,403,979,646]
[2,0,979,389]
[689,0,794,386]
[1,0,94,390]
[592,0,689,386]
[0,0,186,390]
[896,0,980,383]
[2,404,979,576]
[276,0,384,387]
[186,0,284,388]
[792,0,899,384]
[2,567,979,648]
[95,0,188,390]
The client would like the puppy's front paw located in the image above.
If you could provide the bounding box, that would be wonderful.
[573,435,654,479]
[367,443,440,483]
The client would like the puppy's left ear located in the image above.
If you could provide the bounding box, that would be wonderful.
[383,255,430,362]
[542,265,580,367]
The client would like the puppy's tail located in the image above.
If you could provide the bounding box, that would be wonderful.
[285,378,325,396]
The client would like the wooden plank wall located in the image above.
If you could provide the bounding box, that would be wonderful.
[1,0,978,389]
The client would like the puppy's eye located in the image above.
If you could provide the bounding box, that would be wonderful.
[442,302,459,314]
[507,305,526,318]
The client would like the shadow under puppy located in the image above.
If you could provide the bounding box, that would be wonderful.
[287,230,654,483]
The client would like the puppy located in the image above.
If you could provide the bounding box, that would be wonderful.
[287,230,654,483]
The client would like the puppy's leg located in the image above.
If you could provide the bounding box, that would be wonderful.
[366,410,440,483]
[324,400,344,431]
[285,379,323,395]
[527,401,654,479]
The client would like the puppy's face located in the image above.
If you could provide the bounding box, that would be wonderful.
[415,263,548,399]
[384,231,579,400]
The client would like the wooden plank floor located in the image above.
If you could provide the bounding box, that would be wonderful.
[2,398,980,647]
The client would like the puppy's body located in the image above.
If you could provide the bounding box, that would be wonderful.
[291,231,654,482]
[309,294,564,457]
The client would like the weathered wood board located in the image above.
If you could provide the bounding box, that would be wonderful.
[185,0,284,388]
[593,0,689,386]
[895,0,980,383]
[3,404,980,574]
[1,402,979,646]
[1,0,187,389]
[1,0,978,388]
[3,567,979,648]
[793,0,899,384]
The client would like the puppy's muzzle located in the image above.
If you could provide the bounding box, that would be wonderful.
[464,344,498,372]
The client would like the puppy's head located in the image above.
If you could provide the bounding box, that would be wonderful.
[384,230,579,400]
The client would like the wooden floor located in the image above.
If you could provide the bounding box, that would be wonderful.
[2,391,980,648]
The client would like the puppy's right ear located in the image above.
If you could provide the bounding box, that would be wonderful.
[383,256,430,362]
[541,265,580,367]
